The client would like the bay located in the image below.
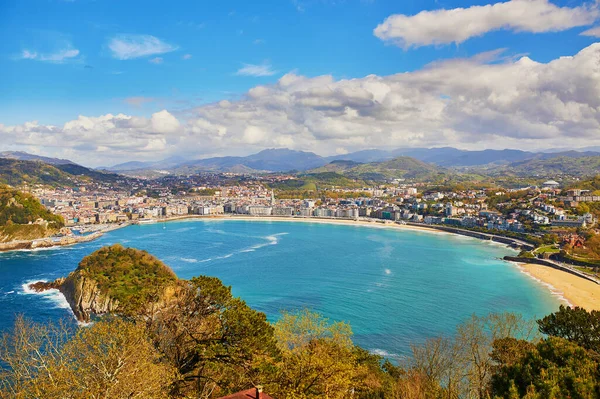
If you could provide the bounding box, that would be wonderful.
[0,219,562,359]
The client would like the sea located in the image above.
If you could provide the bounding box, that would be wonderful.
[0,219,563,360]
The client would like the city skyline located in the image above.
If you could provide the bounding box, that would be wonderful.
[1,0,600,166]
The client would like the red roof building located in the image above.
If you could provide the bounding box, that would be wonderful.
[217,387,274,399]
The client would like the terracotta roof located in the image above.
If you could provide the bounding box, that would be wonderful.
[217,388,274,399]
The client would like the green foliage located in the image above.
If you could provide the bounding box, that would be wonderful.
[537,305,600,352]
[0,185,64,241]
[0,186,63,226]
[148,275,279,397]
[490,336,600,398]
[76,244,177,315]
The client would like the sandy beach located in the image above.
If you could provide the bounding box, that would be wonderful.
[518,263,600,311]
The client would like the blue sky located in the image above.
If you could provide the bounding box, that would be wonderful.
[1,0,599,165]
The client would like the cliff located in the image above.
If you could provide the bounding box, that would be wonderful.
[29,244,179,322]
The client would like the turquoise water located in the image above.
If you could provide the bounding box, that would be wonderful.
[0,219,562,358]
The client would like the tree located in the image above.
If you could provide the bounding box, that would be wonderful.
[0,316,174,399]
[537,305,600,352]
[148,276,279,398]
[270,309,378,399]
[490,336,600,398]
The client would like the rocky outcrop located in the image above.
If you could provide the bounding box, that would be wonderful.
[28,273,119,322]
[60,273,120,323]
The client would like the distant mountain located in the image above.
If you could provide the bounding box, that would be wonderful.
[0,158,123,187]
[0,151,77,165]
[103,156,187,172]
[328,147,537,167]
[488,156,600,178]
[310,156,446,182]
[173,148,328,173]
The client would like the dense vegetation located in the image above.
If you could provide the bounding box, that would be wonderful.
[0,185,64,241]
[2,246,600,398]
[75,244,178,314]
[0,158,121,187]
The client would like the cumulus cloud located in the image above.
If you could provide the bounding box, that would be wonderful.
[108,34,178,60]
[374,0,598,48]
[236,63,277,77]
[3,44,600,165]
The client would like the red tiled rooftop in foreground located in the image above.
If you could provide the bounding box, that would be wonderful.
[217,387,274,399]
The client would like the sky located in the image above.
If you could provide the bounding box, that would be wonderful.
[0,0,599,166]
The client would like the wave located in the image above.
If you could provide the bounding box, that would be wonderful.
[370,348,403,361]
[192,233,288,264]
[241,233,288,253]
[20,280,71,310]
[384,269,392,275]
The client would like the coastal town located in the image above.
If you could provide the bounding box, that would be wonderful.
[27,175,597,238]
[5,169,599,313]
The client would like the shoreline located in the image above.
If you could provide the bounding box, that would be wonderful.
[516,262,600,311]
[5,215,595,310]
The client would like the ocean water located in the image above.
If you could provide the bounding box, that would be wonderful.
[0,219,562,359]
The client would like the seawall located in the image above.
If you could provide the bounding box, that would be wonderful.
[405,223,535,251]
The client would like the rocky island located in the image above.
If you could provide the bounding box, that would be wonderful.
[29,244,179,322]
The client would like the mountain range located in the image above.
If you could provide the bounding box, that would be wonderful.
[2,147,600,184]
[101,147,600,174]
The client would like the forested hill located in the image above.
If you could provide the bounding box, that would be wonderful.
[0,185,64,242]
[0,158,122,187]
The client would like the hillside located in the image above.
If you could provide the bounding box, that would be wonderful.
[309,156,447,182]
[270,172,366,191]
[0,151,76,165]
[0,158,122,187]
[486,156,600,178]
[0,185,64,242]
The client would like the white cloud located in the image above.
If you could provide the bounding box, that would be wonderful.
[236,63,277,77]
[374,0,598,48]
[4,44,600,165]
[149,57,163,64]
[20,47,80,63]
[182,54,193,60]
[581,26,600,37]
[108,34,178,60]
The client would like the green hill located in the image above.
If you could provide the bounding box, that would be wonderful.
[0,185,64,242]
[484,156,600,178]
[270,172,366,191]
[75,244,178,314]
[0,158,122,187]
[309,156,448,182]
